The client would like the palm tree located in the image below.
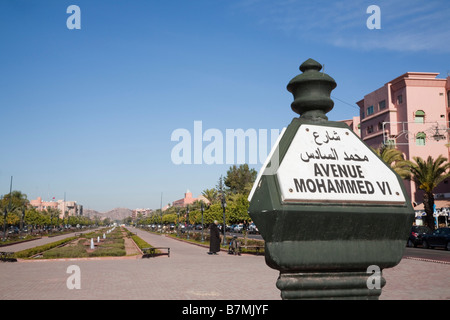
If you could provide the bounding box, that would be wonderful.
[1,190,29,212]
[1,190,29,239]
[202,188,219,204]
[407,155,450,229]
[374,145,411,179]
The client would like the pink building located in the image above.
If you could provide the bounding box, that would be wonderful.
[340,116,361,137]
[30,197,58,212]
[356,72,450,206]
[172,190,209,207]
[29,197,82,219]
[132,208,153,219]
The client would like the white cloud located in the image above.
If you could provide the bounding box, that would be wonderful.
[234,0,450,53]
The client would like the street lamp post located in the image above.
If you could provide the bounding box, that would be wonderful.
[19,207,25,238]
[201,201,205,242]
[221,195,227,247]
[176,207,180,237]
[2,207,7,242]
[186,205,190,240]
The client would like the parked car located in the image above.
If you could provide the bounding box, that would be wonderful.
[407,226,431,247]
[422,227,450,250]
[8,226,19,234]
[233,224,243,233]
[248,223,259,234]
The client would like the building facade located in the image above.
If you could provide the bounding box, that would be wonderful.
[172,190,209,207]
[29,197,58,212]
[340,116,361,137]
[29,197,82,219]
[356,72,450,206]
[132,208,153,219]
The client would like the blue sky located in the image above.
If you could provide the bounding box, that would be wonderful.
[1,0,450,212]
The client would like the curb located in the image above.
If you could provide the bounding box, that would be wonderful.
[403,256,450,265]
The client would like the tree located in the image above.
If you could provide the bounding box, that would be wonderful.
[374,145,411,179]
[1,190,29,213]
[407,155,450,229]
[203,203,224,225]
[1,191,29,237]
[198,165,257,227]
[43,207,62,227]
[25,207,44,227]
[201,188,218,204]
[224,164,257,195]
[226,193,251,224]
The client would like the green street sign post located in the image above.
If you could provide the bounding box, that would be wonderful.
[248,59,414,300]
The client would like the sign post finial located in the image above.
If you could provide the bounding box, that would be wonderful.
[287,58,337,121]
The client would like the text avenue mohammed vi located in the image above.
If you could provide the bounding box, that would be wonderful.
[292,163,393,195]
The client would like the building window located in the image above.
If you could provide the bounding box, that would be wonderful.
[378,122,383,130]
[367,125,374,134]
[397,95,403,104]
[367,106,374,116]
[415,132,426,146]
[379,100,386,110]
[414,110,425,123]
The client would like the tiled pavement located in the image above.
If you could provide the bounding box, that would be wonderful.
[0,227,448,300]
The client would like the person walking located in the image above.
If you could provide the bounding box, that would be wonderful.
[208,220,221,255]
[243,220,249,246]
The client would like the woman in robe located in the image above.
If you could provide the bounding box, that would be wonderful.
[208,220,221,255]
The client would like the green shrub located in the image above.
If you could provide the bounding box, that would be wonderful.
[43,242,87,259]
[88,247,126,257]
[15,236,78,259]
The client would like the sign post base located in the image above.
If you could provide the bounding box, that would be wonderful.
[277,271,385,300]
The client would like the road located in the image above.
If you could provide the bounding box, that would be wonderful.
[403,246,450,263]
[222,231,450,263]
[4,228,449,264]
[0,226,448,300]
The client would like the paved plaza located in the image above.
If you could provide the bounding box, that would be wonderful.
[0,227,449,300]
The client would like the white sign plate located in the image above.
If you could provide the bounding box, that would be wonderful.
[276,124,406,204]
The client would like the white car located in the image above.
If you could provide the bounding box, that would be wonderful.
[233,224,243,233]
[248,223,259,234]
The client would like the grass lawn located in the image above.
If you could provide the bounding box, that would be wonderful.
[15,227,152,259]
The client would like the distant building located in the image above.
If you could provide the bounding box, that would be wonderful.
[339,116,361,137]
[30,197,58,212]
[30,197,83,219]
[172,189,210,207]
[57,200,82,218]
[356,72,450,206]
[132,208,153,219]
